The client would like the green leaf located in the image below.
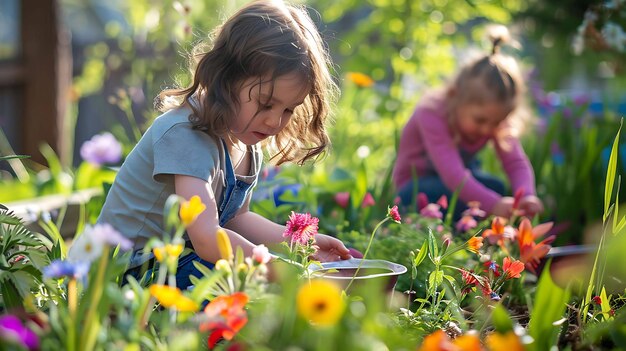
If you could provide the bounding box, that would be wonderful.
[528,261,571,351]
[491,303,514,333]
[413,240,428,268]
[600,287,612,321]
[428,270,443,290]
[604,119,622,220]
[427,229,438,260]
[0,155,29,161]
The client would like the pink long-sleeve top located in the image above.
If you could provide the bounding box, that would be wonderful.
[392,92,536,214]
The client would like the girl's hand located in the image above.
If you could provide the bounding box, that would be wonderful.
[518,195,544,217]
[311,234,352,262]
[491,196,515,218]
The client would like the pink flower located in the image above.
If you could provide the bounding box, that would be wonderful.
[462,201,486,218]
[252,244,271,264]
[455,215,477,232]
[361,192,376,208]
[417,193,429,211]
[436,195,448,210]
[420,203,443,219]
[388,205,401,223]
[282,212,319,245]
[334,192,350,208]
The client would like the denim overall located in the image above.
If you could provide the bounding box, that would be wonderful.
[125,139,257,290]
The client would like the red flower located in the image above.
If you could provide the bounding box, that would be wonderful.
[200,292,249,349]
[483,260,501,277]
[361,192,376,208]
[592,296,602,305]
[282,211,319,245]
[502,257,525,279]
[388,205,401,223]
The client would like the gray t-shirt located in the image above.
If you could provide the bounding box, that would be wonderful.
[97,106,262,249]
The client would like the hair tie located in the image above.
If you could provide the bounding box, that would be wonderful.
[491,37,502,55]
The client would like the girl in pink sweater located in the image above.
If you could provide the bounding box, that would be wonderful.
[393,26,543,219]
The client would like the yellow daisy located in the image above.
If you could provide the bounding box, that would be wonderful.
[296,279,345,327]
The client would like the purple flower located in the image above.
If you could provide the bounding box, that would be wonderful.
[80,132,122,166]
[0,315,39,350]
[43,259,90,279]
[89,223,133,251]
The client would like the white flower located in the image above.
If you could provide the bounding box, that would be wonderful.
[252,244,272,264]
[68,231,104,263]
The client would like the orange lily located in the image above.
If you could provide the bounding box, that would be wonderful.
[482,217,510,246]
[516,218,554,274]
[502,257,525,279]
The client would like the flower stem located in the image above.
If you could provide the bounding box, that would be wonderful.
[345,217,389,293]
[80,245,110,350]
[67,278,77,351]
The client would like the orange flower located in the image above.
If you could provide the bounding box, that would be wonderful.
[200,292,249,349]
[467,236,484,254]
[482,217,508,246]
[346,72,374,87]
[502,257,525,279]
[418,330,483,351]
[517,218,554,274]
[485,331,525,351]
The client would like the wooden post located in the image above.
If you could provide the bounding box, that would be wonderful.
[20,0,72,166]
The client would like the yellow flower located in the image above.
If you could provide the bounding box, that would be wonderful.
[296,279,345,327]
[346,72,374,87]
[149,284,199,312]
[153,243,184,262]
[179,195,206,226]
[485,331,525,351]
[216,228,233,260]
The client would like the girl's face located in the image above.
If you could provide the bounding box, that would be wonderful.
[231,72,310,146]
[454,101,511,143]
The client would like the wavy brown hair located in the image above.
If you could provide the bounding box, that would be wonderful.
[156,0,338,165]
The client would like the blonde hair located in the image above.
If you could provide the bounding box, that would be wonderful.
[445,25,531,143]
[156,0,338,165]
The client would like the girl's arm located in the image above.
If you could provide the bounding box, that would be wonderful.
[495,136,536,197]
[226,209,352,261]
[175,174,351,262]
[175,174,259,262]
